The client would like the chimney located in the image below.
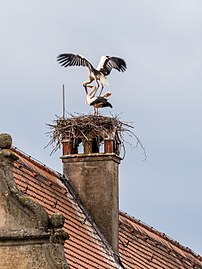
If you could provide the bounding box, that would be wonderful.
[61,116,122,253]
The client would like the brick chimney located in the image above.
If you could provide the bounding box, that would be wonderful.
[61,116,122,253]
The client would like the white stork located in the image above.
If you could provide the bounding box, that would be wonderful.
[57,53,127,95]
[86,86,112,115]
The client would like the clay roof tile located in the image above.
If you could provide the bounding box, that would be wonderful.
[12,148,202,269]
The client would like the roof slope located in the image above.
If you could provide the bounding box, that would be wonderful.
[13,148,120,269]
[119,212,202,269]
[12,148,202,269]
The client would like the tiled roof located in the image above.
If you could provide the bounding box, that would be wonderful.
[119,212,202,269]
[13,148,120,269]
[12,148,202,269]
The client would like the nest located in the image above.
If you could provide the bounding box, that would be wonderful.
[46,114,146,159]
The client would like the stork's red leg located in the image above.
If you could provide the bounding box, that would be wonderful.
[83,85,88,94]
[99,84,104,96]
[83,78,94,94]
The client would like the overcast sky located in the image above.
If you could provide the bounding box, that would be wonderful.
[1,0,202,255]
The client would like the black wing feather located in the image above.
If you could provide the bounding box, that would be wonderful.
[90,97,113,108]
[99,56,127,76]
[57,53,93,70]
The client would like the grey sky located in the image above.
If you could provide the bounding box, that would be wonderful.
[1,0,202,254]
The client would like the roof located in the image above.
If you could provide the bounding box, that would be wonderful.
[119,212,202,269]
[12,147,202,269]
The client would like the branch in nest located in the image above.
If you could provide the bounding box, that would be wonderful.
[45,113,146,160]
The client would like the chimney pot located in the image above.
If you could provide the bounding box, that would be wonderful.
[104,139,114,153]
[83,139,93,154]
[62,140,71,155]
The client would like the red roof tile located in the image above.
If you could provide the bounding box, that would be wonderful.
[12,148,202,269]
[119,212,202,269]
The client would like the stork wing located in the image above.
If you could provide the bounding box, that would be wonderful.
[57,53,93,71]
[97,56,127,76]
[90,97,107,106]
[90,97,113,108]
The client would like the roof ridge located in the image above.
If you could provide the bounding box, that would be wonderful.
[119,210,202,262]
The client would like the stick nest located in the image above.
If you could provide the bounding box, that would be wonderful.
[46,114,146,159]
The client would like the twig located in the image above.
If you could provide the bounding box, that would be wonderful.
[46,113,146,159]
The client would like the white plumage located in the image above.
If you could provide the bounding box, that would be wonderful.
[57,53,127,94]
[86,86,112,115]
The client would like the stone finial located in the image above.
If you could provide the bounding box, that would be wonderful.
[50,213,69,245]
[0,133,12,149]
[0,134,69,268]
[50,212,65,228]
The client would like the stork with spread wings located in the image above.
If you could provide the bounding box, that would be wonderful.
[57,53,127,95]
